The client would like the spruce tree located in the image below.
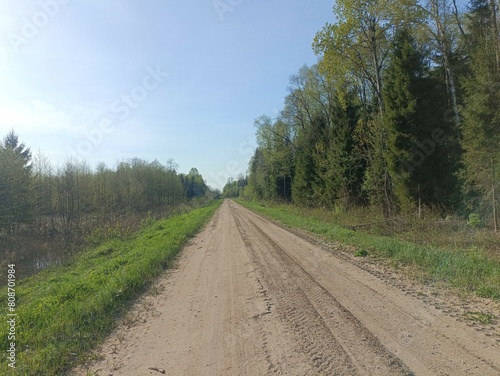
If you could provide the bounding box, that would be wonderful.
[384,29,455,212]
[383,29,422,211]
[461,0,500,229]
[0,131,33,235]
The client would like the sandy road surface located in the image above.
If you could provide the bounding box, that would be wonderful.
[75,200,500,375]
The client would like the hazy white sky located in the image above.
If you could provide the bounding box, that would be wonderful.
[0,0,334,188]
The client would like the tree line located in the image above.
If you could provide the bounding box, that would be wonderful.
[0,130,214,240]
[233,0,500,230]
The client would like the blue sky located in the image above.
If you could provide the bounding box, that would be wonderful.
[0,0,334,189]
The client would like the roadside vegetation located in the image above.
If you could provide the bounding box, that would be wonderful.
[236,199,500,301]
[0,200,221,375]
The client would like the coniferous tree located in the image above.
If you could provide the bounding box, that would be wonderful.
[0,131,33,235]
[383,29,453,211]
[291,115,323,206]
[461,0,500,229]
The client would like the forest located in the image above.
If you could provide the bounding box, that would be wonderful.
[225,0,500,232]
[0,130,217,277]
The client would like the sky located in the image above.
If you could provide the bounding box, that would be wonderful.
[0,0,334,189]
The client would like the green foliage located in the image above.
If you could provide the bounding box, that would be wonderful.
[85,222,132,246]
[0,201,221,375]
[222,175,248,198]
[246,148,263,200]
[313,0,421,112]
[245,0,491,221]
[291,142,317,206]
[355,249,369,257]
[465,311,495,324]
[460,0,500,226]
[311,0,418,215]
[359,116,395,216]
[181,167,208,199]
[0,131,33,234]
[251,115,294,202]
[0,138,210,246]
[383,29,420,211]
[467,213,483,228]
[249,65,366,209]
[383,28,458,211]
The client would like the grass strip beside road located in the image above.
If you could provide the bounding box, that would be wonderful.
[236,199,500,301]
[0,200,221,375]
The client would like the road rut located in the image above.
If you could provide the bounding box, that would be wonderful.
[75,200,500,375]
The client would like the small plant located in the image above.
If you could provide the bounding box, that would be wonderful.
[355,249,369,257]
[465,311,495,324]
[467,213,482,228]
[141,210,156,228]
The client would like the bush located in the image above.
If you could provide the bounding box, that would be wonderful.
[467,213,483,228]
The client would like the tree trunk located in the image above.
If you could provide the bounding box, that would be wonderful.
[439,28,461,128]
[492,158,498,232]
[493,183,497,232]
[370,19,384,115]
[418,184,422,219]
[427,0,461,129]
[491,0,500,70]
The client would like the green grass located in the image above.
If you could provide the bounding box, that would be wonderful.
[0,200,221,375]
[236,199,500,301]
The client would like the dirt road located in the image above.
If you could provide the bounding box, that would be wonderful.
[76,200,500,375]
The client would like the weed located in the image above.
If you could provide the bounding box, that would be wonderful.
[467,213,483,228]
[465,311,495,324]
[355,249,369,257]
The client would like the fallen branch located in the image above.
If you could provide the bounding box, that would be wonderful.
[148,367,166,374]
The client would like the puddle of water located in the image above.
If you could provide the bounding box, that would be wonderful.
[35,257,62,271]
[0,254,65,285]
